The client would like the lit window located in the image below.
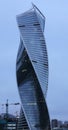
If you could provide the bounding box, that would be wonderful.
[22,69,27,72]
[27,102,37,105]
[33,23,40,26]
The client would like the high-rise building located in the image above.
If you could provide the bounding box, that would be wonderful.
[16,4,50,130]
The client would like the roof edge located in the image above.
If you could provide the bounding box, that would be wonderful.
[32,3,45,19]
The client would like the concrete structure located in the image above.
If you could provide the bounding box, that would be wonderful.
[16,4,50,130]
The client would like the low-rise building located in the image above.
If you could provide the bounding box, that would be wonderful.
[0,113,18,130]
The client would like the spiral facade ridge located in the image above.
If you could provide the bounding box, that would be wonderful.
[16,4,51,130]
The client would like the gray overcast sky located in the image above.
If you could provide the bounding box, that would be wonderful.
[0,0,68,121]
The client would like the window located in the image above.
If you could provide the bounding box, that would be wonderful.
[33,23,40,26]
[22,69,27,72]
[19,25,25,27]
[32,60,37,63]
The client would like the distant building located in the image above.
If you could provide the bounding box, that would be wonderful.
[51,119,68,130]
[58,121,63,128]
[7,122,17,130]
[0,119,6,130]
[63,121,68,128]
[0,113,18,130]
[51,119,59,128]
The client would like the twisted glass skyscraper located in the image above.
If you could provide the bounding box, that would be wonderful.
[16,4,50,130]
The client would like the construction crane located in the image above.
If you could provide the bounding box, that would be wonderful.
[0,99,20,130]
[0,99,20,119]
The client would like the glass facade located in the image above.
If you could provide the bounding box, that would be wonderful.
[16,4,51,130]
